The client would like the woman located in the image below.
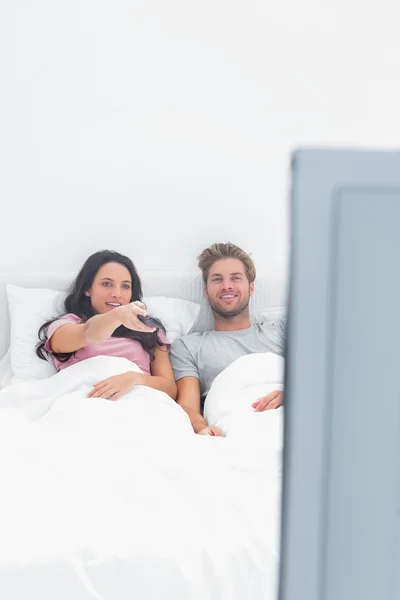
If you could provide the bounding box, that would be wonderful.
[36,250,177,400]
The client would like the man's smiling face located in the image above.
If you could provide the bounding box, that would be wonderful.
[205,258,254,318]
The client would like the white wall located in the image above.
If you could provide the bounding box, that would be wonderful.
[1,1,399,278]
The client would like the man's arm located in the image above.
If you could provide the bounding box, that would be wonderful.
[272,317,287,356]
[170,337,204,432]
[176,376,207,433]
[170,337,223,436]
[176,377,223,436]
[253,317,286,411]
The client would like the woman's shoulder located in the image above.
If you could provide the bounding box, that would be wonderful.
[46,314,82,336]
[44,314,83,353]
[53,313,82,326]
[157,327,170,346]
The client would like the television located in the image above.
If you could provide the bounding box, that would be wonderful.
[279,149,400,600]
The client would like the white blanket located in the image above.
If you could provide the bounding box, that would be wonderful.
[205,352,284,458]
[0,354,283,600]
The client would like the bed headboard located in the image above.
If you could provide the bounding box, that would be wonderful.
[0,271,288,361]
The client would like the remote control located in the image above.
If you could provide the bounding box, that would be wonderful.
[138,314,160,328]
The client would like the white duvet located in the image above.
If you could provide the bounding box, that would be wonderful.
[0,353,284,600]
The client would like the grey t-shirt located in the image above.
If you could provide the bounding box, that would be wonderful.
[170,318,286,402]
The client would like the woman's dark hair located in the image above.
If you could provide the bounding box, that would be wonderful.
[36,250,166,363]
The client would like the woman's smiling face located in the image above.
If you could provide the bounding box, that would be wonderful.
[85,262,133,314]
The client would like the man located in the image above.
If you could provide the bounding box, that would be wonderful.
[170,242,286,436]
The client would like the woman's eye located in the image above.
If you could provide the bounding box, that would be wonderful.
[102,282,111,287]
[122,284,131,290]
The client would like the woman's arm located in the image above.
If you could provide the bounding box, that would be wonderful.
[50,311,123,353]
[141,346,177,399]
[50,302,151,353]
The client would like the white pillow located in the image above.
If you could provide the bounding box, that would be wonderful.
[142,296,200,343]
[5,284,200,383]
[7,286,65,383]
[0,348,13,389]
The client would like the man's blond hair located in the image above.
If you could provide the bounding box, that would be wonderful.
[197,242,256,284]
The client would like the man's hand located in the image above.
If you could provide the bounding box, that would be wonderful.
[252,390,283,412]
[198,426,224,437]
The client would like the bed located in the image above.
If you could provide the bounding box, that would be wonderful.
[0,271,287,600]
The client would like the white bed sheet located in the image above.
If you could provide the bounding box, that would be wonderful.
[0,353,283,600]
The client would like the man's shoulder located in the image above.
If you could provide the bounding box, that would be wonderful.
[171,331,208,351]
[255,315,286,331]
[254,317,286,354]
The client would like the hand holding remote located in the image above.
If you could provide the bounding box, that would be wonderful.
[137,314,160,329]
[115,302,156,333]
